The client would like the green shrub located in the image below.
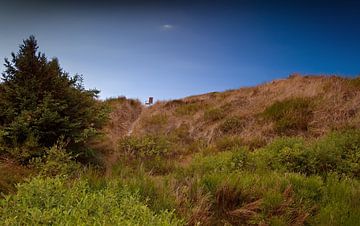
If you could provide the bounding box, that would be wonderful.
[30,141,80,177]
[118,135,170,159]
[117,135,174,174]
[0,36,107,161]
[254,137,310,173]
[204,108,226,121]
[309,130,360,177]
[262,97,313,134]
[184,148,254,176]
[229,148,255,171]
[218,116,246,134]
[0,176,183,225]
[255,130,360,177]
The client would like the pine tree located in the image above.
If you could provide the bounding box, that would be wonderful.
[0,36,106,161]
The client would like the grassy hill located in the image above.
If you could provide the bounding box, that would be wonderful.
[132,75,359,140]
[102,75,360,166]
[1,74,360,225]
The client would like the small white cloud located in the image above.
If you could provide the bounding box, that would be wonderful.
[161,24,174,30]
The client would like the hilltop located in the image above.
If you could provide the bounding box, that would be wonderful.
[105,74,360,149]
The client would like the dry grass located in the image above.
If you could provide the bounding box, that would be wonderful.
[88,96,143,176]
[0,157,31,194]
[104,75,359,151]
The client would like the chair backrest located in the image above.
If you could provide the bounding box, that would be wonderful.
[146,97,154,105]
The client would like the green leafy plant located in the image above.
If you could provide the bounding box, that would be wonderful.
[30,140,80,177]
[117,135,174,173]
[254,129,360,177]
[0,176,183,225]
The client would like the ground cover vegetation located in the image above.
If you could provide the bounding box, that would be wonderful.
[0,37,359,226]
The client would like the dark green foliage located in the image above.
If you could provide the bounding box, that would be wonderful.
[0,36,107,160]
[262,97,313,134]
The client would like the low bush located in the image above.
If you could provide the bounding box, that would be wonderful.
[30,141,80,177]
[184,148,254,177]
[117,135,175,174]
[255,129,360,177]
[0,176,183,225]
[309,129,360,177]
[118,135,170,159]
[262,97,313,134]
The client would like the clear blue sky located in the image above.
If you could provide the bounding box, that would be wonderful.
[1,0,359,101]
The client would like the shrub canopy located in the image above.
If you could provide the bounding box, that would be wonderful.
[0,36,106,160]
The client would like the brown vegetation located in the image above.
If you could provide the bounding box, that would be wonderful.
[119,75,360,146]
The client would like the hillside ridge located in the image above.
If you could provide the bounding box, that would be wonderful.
[119,75,359,145]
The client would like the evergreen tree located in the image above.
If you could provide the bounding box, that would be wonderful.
[0,36,106,161]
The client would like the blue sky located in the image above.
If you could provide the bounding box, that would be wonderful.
[1,0,359,102]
